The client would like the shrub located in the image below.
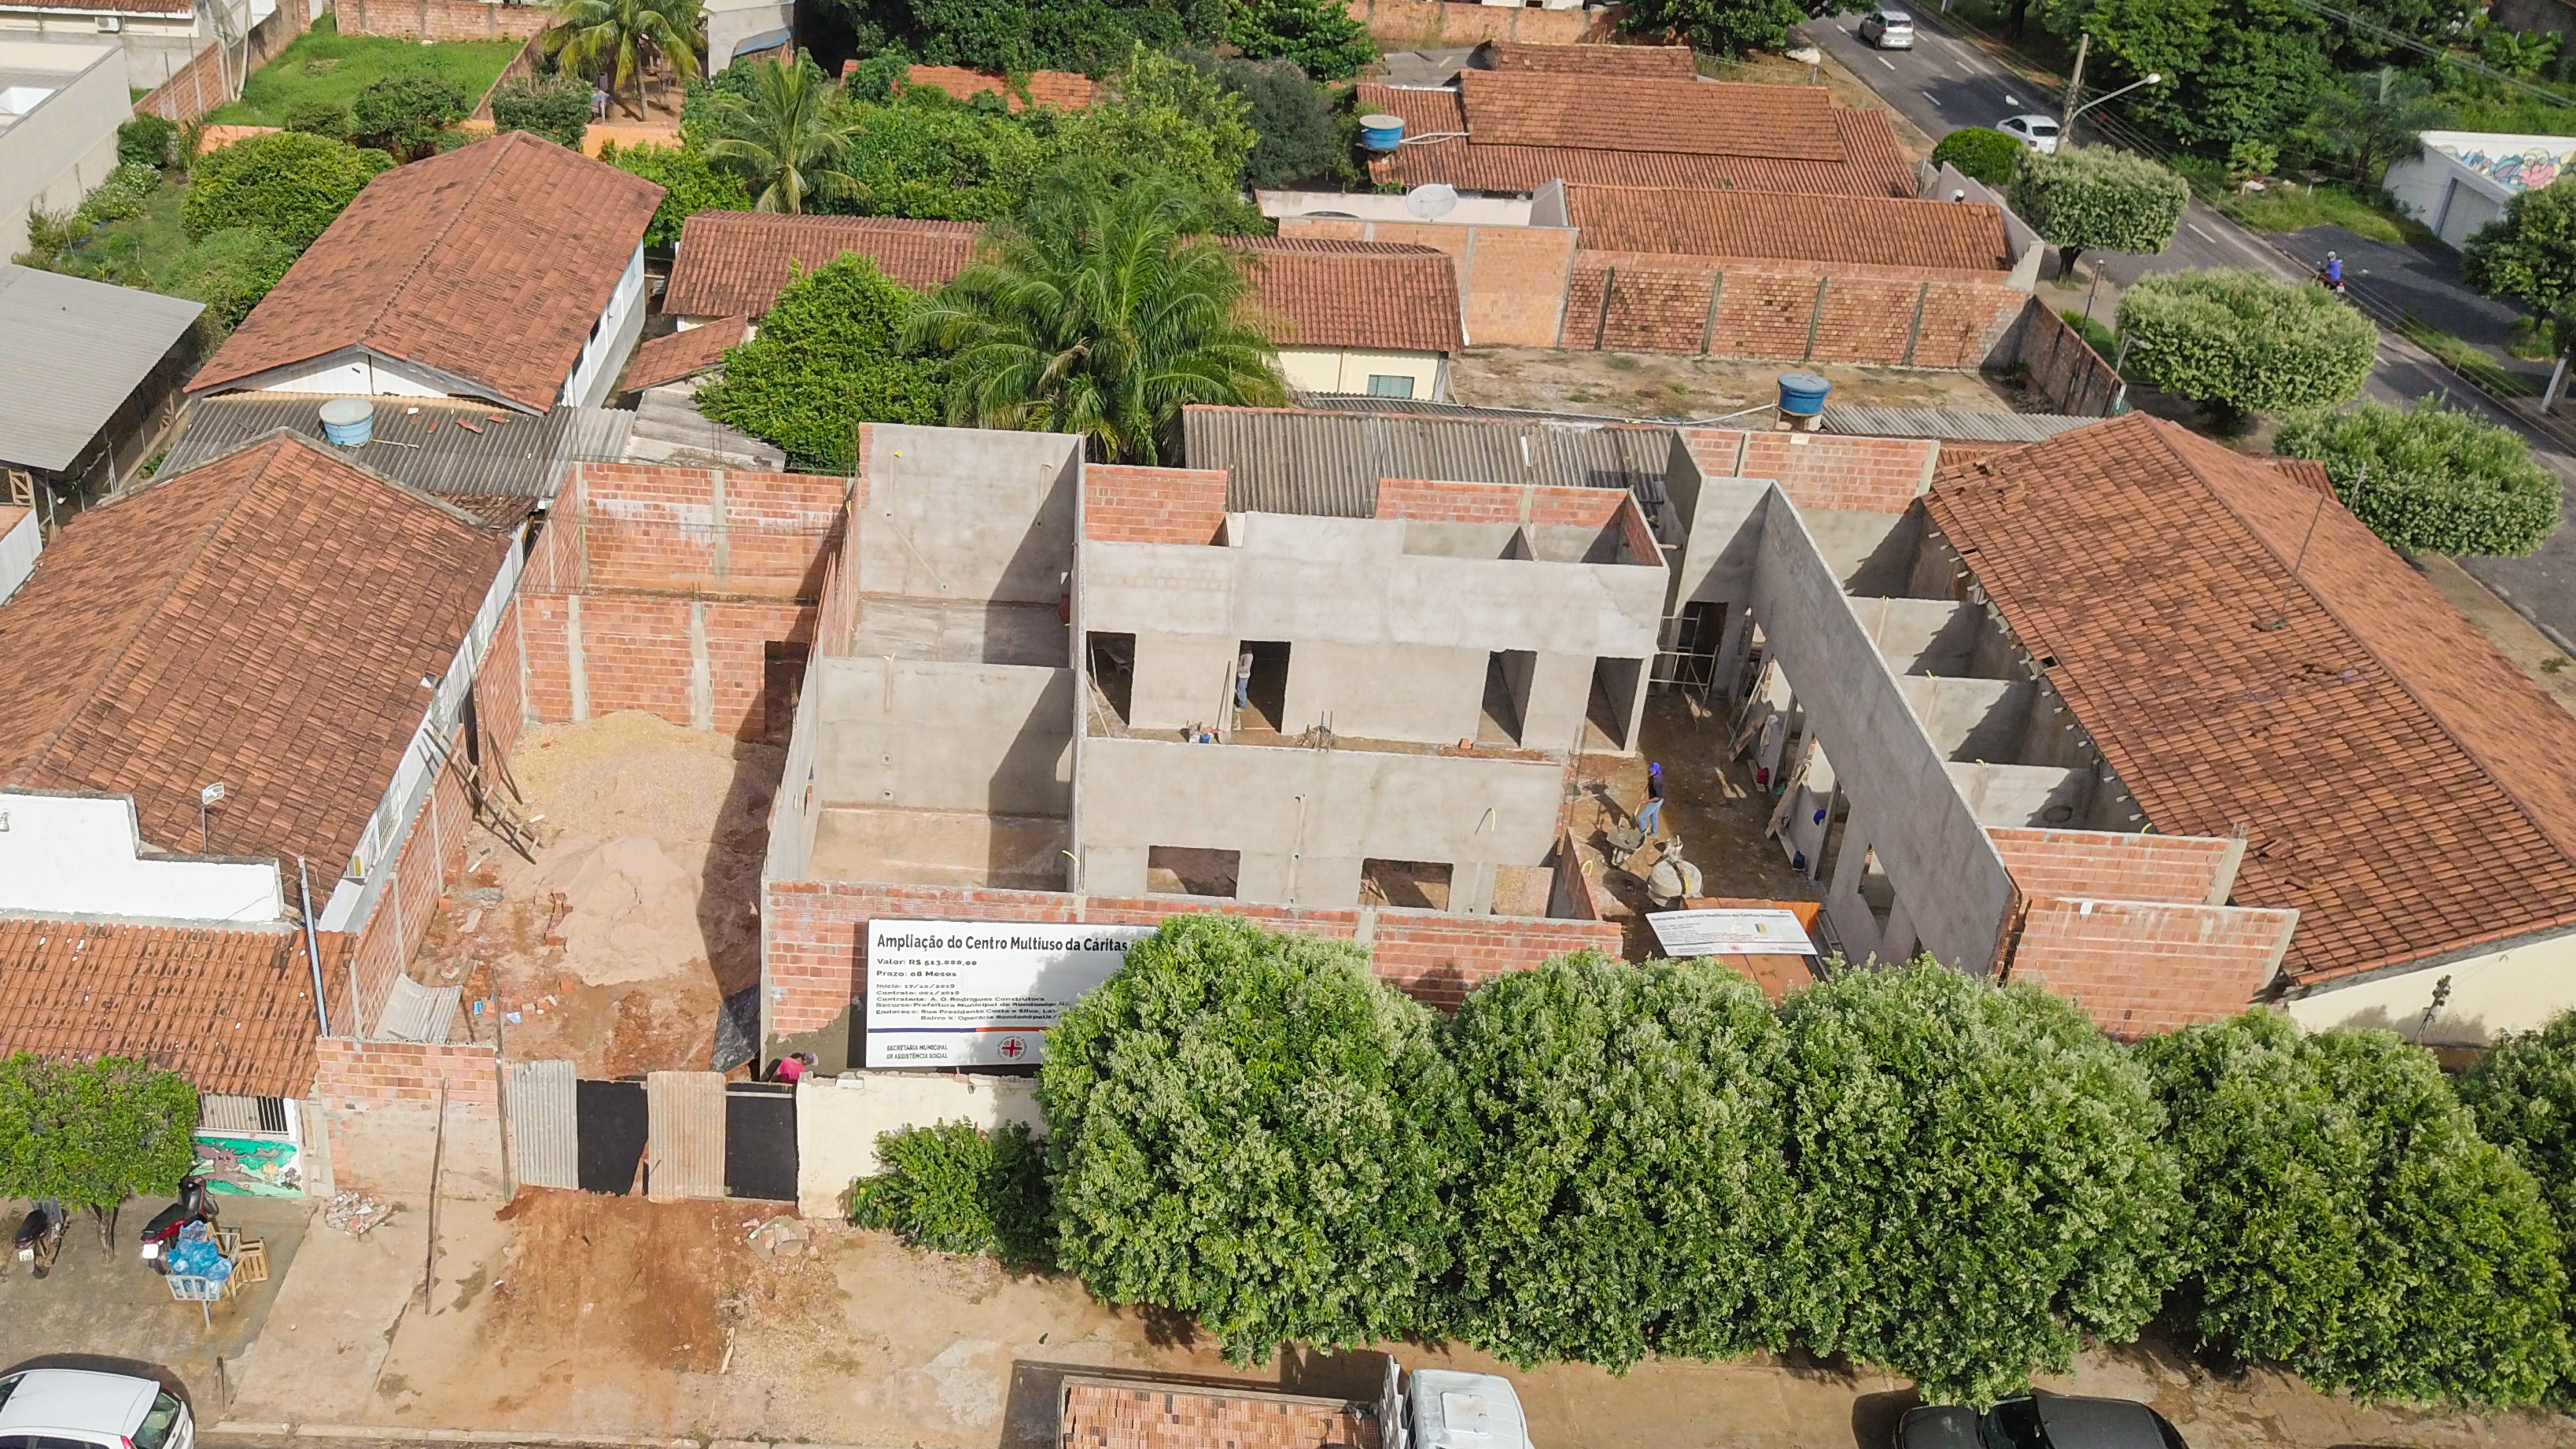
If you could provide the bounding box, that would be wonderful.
[0,1055,200,1215]
[491,73,592,149]
[1037,915,1463,1365]
[2116,267,2376,418]
[2273,400,2561,556]
[117,113,177,170]
[1931,126,2024,187]
[1780,963,2182,1406]
[695,255,945,470]
[74,164,160,228]
[2142,1012,2571,1405]
[1443,953,1803,1370]
[2464,175,2576,313]
[1192,52,1349,190]
[2462,1012,2576,1338]
[349,73,470,159]
[182,130,392,250]
[2013,145,2189,275]
[160,227,300,329]
[846,1120,1052,1263]
[598,140,755,247]
[283,98,354,139]
[1225,0,1375,83]
[1619,0,1805,56]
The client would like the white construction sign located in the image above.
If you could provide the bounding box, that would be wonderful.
[1648,908,1818,959]
[864,920,1155,1067]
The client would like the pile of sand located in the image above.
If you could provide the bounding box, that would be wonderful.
[538,833,708,987]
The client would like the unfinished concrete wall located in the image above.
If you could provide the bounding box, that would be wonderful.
[1074,736,1567,910]
[796,1071,1043,1218]
[1898,675,2034,761]
[809,658,1073,813]
[1749,489,2018,970]
[855,424,1082,607]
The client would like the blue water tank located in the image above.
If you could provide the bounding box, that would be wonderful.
[1777,371,1831,418]
[1358,113,1406,152]
[319,396,374,447]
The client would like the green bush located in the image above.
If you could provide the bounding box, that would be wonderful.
[1780,963,2182,1406]
[830,0,1225,76]
[349,73,469,158]
[74,164,160,228]
[118,113,177,170]
[2273,400,2561,556]
[1038,914,1462,1365]
[1931,127,2024,187]
[1618,0,1804,56]
[2463,1012,2576,1344]
[0,1055,200,1213]
[2142,1012,2571,1405]
[283,98,354,138]
[695,255,945,470]
[182,130,392,250]
[491,73,591,149]
[1443,953,1803,1371]
[2116,267,2376,418]
[599,140,757,247]
[1225,0,1375,83]
[160,227,300,330]
[2464,175,2576,312]
[2013,145,2189,272]
[847,1120,1052,1263]
[1192,52,1349,190]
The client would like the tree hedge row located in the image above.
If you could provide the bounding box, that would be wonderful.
[848,919,2576,1409]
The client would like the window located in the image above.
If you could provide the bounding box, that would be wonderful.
[1234,640,1291,732]
[1147,846,1239,898]
[1361,858,1452,911]
[1981,1399,2049,1449]
[132,1394,187,1449]
[1365,374,1416,399]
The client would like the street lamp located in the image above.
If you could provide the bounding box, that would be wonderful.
[2067,71,2161,129]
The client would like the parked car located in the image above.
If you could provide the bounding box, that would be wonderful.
[0,1369,194,1449]
[1859,9,1916,47]
[1996,113,2063,153]
[1899,1393,2188,1449]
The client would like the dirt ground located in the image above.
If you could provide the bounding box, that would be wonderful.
[1452,348,2035,421]
[409,712,783,1076]
[241,1189,2576,1449]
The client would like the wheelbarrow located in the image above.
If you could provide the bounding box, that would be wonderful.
[1602,819,1649,874]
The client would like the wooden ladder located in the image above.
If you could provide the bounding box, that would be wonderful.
[424,734,541,863]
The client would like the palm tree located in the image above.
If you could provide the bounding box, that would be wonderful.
[2316,66,2450,187]
[545,0,702,121]
[904,186,1287,464]
[702,53,857,214]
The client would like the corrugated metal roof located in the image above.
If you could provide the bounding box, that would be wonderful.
[1182,404,1676,518]
[161,396,632,499]
[0,266,204,473]
[507,1059,577,1190]
[1819,405,2098,442]
[645,1070,727,1200]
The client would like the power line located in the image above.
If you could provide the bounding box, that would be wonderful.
[2269,0,2576,110]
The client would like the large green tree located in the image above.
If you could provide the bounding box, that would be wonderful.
[2273,401,2562,556]
[547,0,703,120]
[1037,915,1462,1363]
[1618,0,1804,57]
[179,130,392,251]
[2117,267,2377,420]
[1443,953,1804,1371]
[2012,145,2188,279]
[2464,175,2576,313]
[1225,0,1375,82]
[828,0,1223,74]
[2314,66,2450,186]
[702,52,858,212]
[2461,1012,2576,1348]
[0,1056,200,1255]
[1779,964,2182,1406]
[2142,1012,2571,1405]
[696,254,946,470]
[1192,52,1350,190]
[905,182,1284,463]
[2039,0,2333,149]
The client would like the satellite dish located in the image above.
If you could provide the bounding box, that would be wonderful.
[1405,183,1460,220]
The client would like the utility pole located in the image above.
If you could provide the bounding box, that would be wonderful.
[2059,32,2090,139]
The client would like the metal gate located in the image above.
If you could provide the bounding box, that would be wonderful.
[506,1060,578,1189]
[645,1071,727,1200]
[575,1078,649,1194]
[724,1082,798,1201]
[503,1064,796,1201]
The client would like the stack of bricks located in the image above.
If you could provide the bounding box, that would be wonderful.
[1682,429,1940,515]
[1058,1377,1378,1449]
[1084,466,1230,544]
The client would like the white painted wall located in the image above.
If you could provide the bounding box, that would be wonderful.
[251,352,451,401]
[0,505,38,603]
[794,1071,1043,1219]
[2385,131,2576,249]
[563,245,645,409]
[2283,929,2576,1045]
[0,40,126,262]
[1277,346,1446,400]
[0,791,283,921]
[1259,190,1534,226]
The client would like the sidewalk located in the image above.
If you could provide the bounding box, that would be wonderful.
[206,1189,2576,1449]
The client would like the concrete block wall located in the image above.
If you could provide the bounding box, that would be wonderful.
[2014,298,2123,418]
[1277,216,1581,348]
[521,593,813,737]
[810,656,1073,813]
[2007,897,2297,1037]
[1340,0,1608,46]
[1562,257,2027,367]
[1085,465,1229,545]
[1682,430,1939,516]
[1988,827,2242,906]
[340,0,555,40]
[311,1037,506,1203]
[570,463,846,600]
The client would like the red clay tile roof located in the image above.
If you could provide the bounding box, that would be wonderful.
[1564,184,2014,271]
[663,212,980,319]
[1923,413,2576,983]
[624,316,746,391]
[0,431,513,874]
[1479,42,1699,79]
[901,63,1097,109]
[1058,1378,1379,1449]
[0,920,343,1097]
[1231,237,1464,352]
[1360,79,1914,196]
[190,132,663,413]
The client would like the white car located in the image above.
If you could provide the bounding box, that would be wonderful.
[1858,9,1916,46]
[0,1369,193,1449]
[1997,113,2062,153]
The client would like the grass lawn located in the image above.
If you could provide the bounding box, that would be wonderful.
[205,12,525,125]
[53,175,194,290]
[2395,312,2540,397]
[2214,181,2434,245]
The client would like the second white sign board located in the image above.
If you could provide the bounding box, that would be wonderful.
[1648,907,1818,959]
[865,920,1155,1067]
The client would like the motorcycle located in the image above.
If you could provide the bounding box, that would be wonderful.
[11,1200,64,1279]
[2316,266,2349,296]
[138,1174,217,1274]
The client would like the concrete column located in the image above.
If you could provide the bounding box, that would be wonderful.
[1451,860,1497,915]
[1519,651,1591,754]
[564,595,591,721]
[687,601,714,731]
[1083,845,1148,898]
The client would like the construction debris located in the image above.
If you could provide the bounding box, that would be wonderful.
[324,1191,396,1237]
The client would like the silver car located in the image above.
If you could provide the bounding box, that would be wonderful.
[1859,9,1916,47]
[0,1369,194,1449]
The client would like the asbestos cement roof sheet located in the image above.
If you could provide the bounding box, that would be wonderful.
[1182,404,1674,518]
[1819,406,2099,442]
[0,266,203,473]
[161,395,631,499]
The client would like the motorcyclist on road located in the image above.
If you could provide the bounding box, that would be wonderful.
[2324,252,2345,287]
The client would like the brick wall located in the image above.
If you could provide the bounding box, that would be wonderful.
[477,595,528,761]
[341,0,554,40]
[1340,0,1612,46]
[1277,218,1579,348]
[342,726,475,1035]
[310,1036,505,1201]
[1681,428,1938,514]
[2015,298,2122,417]
[2007,897,2297,1037]
[763,878,1623,1051]
[1564,256,2028,367]
[1085,465,1229,544]
[136,0,311,124]
[1988,827,2240,907]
